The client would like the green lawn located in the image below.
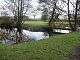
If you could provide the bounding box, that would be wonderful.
[0,32,80,60]
[23,21,48,30]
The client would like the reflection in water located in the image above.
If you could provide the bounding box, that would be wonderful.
[0,29,49,45]
[2,39,16,45]
[22,30,49,40]
[53,29,71,33]
[0,28,71,45]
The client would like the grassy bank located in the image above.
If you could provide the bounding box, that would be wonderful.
[0,32,80,60]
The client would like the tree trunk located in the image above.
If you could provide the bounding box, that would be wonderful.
[74,0,78,31]
[49,2,56,26]
[68,0,74,31]
[16,0,23,43]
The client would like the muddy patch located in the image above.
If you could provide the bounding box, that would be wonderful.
[68,45,80,60]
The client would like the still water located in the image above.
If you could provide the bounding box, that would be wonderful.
[0,28,71,45]
[0,29,49,45]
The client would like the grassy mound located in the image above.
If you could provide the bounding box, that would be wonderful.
[0,32,80,60]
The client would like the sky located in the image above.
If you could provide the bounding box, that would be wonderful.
[29,0,42,19]
[0,0,4,6]
[0,0,4,3]
[0,0,42,19]
[0,0,76,19]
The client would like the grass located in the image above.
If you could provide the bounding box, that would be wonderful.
[22,20,71,30]
[0,32,80,60]
[23,21,48,30]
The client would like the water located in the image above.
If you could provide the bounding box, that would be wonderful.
[0,28,71,45]
[0,29,49,45]
[2,40,16,45]
[53,29,71,33]
[22,30,49,40]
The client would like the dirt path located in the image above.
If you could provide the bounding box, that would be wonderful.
[69,45,80,60]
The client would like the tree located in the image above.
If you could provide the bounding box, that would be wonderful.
[39,0,68,22]
[67,0,74,31]
[41,7,48,21]
[4,0,32,43]
[74,0,78,31]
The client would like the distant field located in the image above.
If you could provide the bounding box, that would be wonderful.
[22,20,71,31]
[23,21,48,30]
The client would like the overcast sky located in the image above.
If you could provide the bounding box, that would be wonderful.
[0,0,76,19]
[29,0,42,19]
[0,0,4,5]
[0,0,42,19]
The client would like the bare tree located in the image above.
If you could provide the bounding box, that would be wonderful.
[3,0,32,43]
[74,0,78,31]
[49,1,56,26]
[67,0,74,31]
